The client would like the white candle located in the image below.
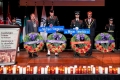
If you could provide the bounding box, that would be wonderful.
[33,66,37,74]
[27,65,30,68]
[23,67,26,74]
[19,67,22,74]
[68,67,70,74]
[3,67,7,74]
[105,67,108,74]
[64,67,68,74]
[92,67,95,74]
[17,66,20,68]
[41,67,44,74]
[99,67,103,74]
[83,66,86,68]
[46,65,49,68]
[117,67,120,74]
[44,67,48,74]
[55,67,58,74]
[88,66,91,68]
[73,67,76,74]
[12,67,16,74]
[109,66,112,68]
[91,65,94,72]
[98,66,101,73]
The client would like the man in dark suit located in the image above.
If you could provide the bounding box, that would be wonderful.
[70,11,84,57]
[46,9,60,57]
[84,11,96,56]
[105,18,115,52]
[25,13,39,58]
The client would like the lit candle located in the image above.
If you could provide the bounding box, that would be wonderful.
[84,68,87,74]
[19,67,22,74]
[96,67,99,74]
[51,68,55,74]
[87,66,91,74]
[79,67,82,74]
[64,67,68,74]
[92,67,95,74]
[8,67,12,74]
[26,67,29,74]
[117,67,120,74]
[30,67,33,74]
[70,68,73,74]
[38,67,41,74]
[68,67,70,74]
[33,66,37,74]
[113,68,117,74]
[0,68,2,74]
[75,68,79,74]
[16,68,19,74]
[12,66,16,74]
[55,67,58,74]
[45,67,48,74]
[3,67,7,74]
[109,68,112,74]
[41,67,44,74]
[105,67,108,74]
[23,67,26,74]
[91,65,94,72]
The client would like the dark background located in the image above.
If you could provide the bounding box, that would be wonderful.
[2,0,120,49]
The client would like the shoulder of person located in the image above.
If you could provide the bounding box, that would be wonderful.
[92,18,96,21]
[79,19,83,23]
[27,20,31,22]
[84,18,88,21]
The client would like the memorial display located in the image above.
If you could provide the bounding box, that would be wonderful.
[0,25,20,65]
[46,32,67,53]
[95,33,115,52]
[24,32,44,53]
[71,33,91,54]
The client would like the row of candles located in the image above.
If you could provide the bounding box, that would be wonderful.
[0,65,120,74]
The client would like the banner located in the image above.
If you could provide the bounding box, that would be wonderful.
[38,26,64,33]
[0,28,20,65]
[64,29,90,34]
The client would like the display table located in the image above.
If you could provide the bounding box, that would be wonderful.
[0,74,119,80]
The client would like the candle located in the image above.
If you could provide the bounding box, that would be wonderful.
[83,68,87,74]
[38,67,41,74]
[41,67,44,74]
[3,67,7,74]
[109,66,112,68]
[16,68,19,74]
[33,66,37,74]
[30,67,33,74]
[8,67,12,74]
[74,65,77,68]
[23,67,26,74]
[73,67,76,74]
[92,67,95,74]
[45,67,48,74]
[0,67,2,74]
[87,66,91,74]
[91,65,94,72]
[105,67,108,74]
[113,68,117,74]
[51,68,55,74]
[79,67,82,74]
[68,67,70,74]
[109,68,112,74]
[96,67,99,74]
[19,67,22,74]
[26,67,29,74]
[48,67,50,74]
[75,68,79,74]
[46,65,49,68]
[70,68,73,74]
[55,67,58,74]
[12,66,16,74]
[64,67,67,74]
[117,67,120,74]
[99,67,103,74]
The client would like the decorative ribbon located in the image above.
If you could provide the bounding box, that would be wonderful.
[24,40,43,44]
[100,33,110,40]
[95,40,114,43]
[71,41,90,45]
[47,40,65,43]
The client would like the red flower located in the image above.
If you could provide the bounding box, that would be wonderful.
[62,45,65,48]
[55,50,57,53]
[104,49,107,52]
[40,43,43,46]
[48,44,50,47]
[34,49,36,52]
[76,49,79,52]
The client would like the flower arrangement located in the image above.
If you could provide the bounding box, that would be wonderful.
[24,32,44,53]
[95,33,115,52]
[71,33,91,54]
[46,32,67,53]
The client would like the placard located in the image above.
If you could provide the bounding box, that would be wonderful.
[64,29,90,34]
[0,28,20,65]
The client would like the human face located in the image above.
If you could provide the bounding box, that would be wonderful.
[50,12,54,16]
[109,20,113,24]
[88,13,92,18]
[12,19,16,23]
[75,14,80,18]
[30,14,36,20]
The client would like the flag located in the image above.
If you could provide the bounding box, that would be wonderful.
[6,3,11,24]
[16,18,22,26]
[40,6,47,42]
[0,14,4,24]
[34,6,38,21]
[23,6,29,40]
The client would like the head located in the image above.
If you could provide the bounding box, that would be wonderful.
[109,18,113,24]
[12,17,16,23]
[49,10,54,16]
[87,11,92,18]
[75,11,80,18]
[30,13,36,20]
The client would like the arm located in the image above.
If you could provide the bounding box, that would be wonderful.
[56,16,60,26]
[94,19,97,29]
[70,20,74,29]
[46,18,49,27]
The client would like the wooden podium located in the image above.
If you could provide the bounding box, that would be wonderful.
[0,24,20,65]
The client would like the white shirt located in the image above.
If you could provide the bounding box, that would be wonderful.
[76,18,79,21]
[88,18,92,24]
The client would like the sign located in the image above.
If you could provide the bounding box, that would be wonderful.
[64,29,90,34]
[38,26,64,33]
[0,28,20,65]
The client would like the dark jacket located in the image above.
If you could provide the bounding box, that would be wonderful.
[46,16,59,26]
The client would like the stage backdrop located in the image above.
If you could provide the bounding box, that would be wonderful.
[20,0,104,6]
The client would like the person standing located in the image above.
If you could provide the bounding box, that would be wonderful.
[84,11,96,56]
[70,11,84,57]
[46,9,60,57]
[25,13,39,58]
[105,18,115,52]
